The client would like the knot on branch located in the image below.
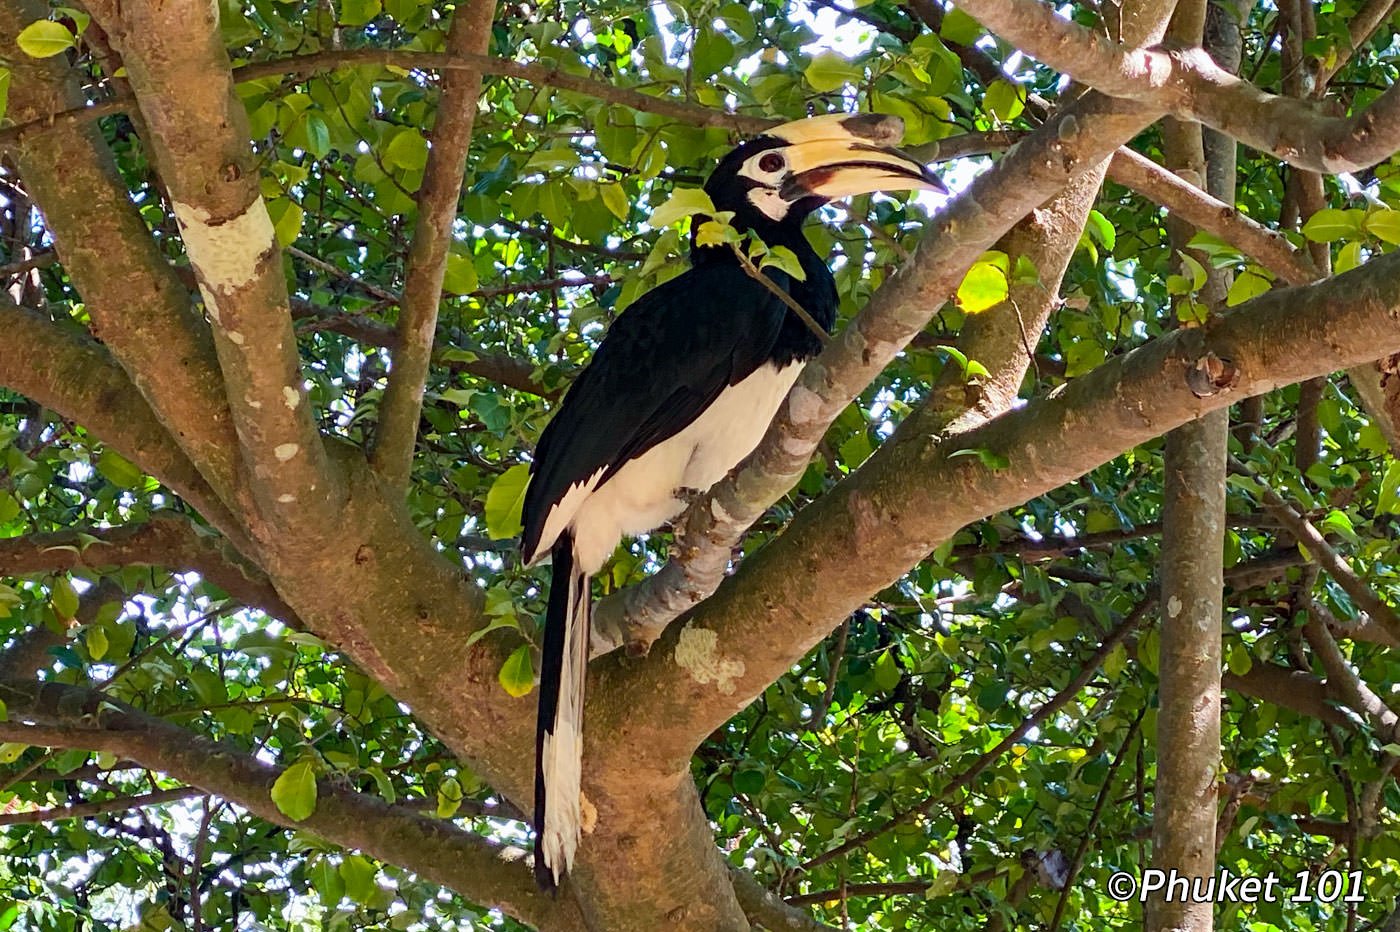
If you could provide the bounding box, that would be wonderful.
[1185,352,1239,397]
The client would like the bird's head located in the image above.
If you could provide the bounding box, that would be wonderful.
[703,113,947,234]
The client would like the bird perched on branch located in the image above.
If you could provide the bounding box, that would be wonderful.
[519,112,946,891]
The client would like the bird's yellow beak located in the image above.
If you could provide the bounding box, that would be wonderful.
[766,114,948,200]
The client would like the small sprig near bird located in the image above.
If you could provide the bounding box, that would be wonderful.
[518,112,946,892]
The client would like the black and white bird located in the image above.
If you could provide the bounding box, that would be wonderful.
[519,113,945,891]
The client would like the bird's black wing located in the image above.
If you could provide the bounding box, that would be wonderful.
[520,261,793,563]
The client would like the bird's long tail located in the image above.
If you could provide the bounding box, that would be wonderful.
[534,530,590,893]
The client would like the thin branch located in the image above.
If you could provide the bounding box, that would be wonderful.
[289,300,558,398]
[1315,0,1398,87]
[1049,710,1142,931]
[0,679,587,931]
[1230,455,1400,644]
[730,243,830,345]
[1105,147,1320,286]
[0,787,205,826]
[1303,598,1400,739]
[372,2,497,490]
[0,516,296,623]
[800,601,1151,872]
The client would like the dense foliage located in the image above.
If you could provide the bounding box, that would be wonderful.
[2,0,1400,928]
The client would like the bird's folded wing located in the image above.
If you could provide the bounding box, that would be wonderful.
[520,262,791,563]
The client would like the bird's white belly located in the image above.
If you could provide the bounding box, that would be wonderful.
[570,362,802,572]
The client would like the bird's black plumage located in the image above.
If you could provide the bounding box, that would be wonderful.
[517,114,943,892]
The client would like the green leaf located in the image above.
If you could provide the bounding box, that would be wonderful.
[17,21,75,58]
[484,463,530,540]
[1063,339,1105,377]
[732,765,765,795]
[1226,268,1272,307]
[947,447,1010,470]
[0,743,26,764]
[985,79,1026,122]
[436,775,463,818]
[1227,641,1253,676]
[271,760,318,822]
[442,253,478,295]
[0,583,18,620]
[1319,508,1360,545]
[51,576,79,621]
[1336,240,1364,274]
[0,490,19,525]
[872,650,902,691]
[939,7,982,44]
[1084,210,1115,251]
[339,854,378,904]
[339,0,381,25]
[267,197,304,249]
[759,244,807,282]
[956,261,1008,313]
[0,698,7,722]
[96,449,143,490]
[310,856,344,907]
[1301,207,1361,243]
[599,182,629,221]
[1364,209,1400,245]
[498,644,535,698]
[87,625,109,662]
[804,51,862,92]
[301,112,331,159]
[383,128,430,171]
[1179,252,1208,290]
[648,187,716,229]
[0,68,11,124]
[692,28,734,77]
[1378,461,1400,514]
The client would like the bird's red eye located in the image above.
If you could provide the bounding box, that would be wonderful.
[758,152,786,173]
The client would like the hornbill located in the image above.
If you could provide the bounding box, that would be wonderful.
[519,113,946,891]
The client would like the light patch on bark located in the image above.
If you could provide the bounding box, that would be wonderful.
[283,386,301,410]
[277,493,296,503]
[674,622,744,695]
[1167,595,1183,618]
[172,199,275,293]
[786,382,822,426]
[246,398,263,409]
[227,331,245,345]
[579,791,598,834]
[274,443,300,462]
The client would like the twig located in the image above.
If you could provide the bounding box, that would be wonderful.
[729,244,831,345]
[0,786,205,826]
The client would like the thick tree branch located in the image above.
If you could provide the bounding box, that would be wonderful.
[951,0,1400,172]
[0,300,247,547]
[1223,660,1355,722]
[87,0,339,533]
[609,224,1400,765]
[0,679,587,931]
[372,2,496,490]
[1,0,251,517]
[593,92,1158,653]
